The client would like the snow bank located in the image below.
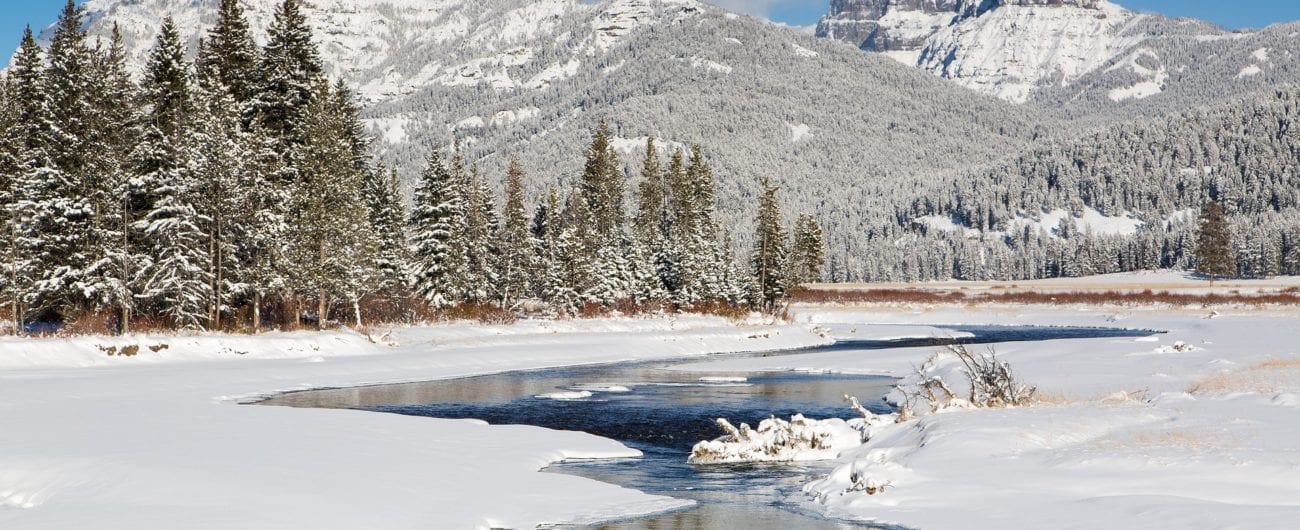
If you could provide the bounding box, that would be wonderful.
[0,317,829,530]
[739,307,1300,529]
[688,415,866,464]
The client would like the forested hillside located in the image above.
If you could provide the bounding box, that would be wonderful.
[848,86,1300,281]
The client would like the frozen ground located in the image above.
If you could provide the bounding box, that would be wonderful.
[0,316,839,530]
[4,296,1298,529]
[678,306,1300,529]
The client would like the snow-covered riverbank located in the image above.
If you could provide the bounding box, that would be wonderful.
[0,316,838,530]
[681,307,1300,529]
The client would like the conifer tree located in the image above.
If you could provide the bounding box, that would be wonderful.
[1195,200,1235,280]
[189,81,248,329]
[751,178,787,311]
[363,163,409,296]
[789,214,826,285]
[5,27,51,329]
[288,80,375,328]
[254,0,323,148]
[408,150,466,308]
[25,2,101,311]
[237,120,292,332]
[463,164,498,302]
[0,73,19,331]
[82,25,141,332]
[199,0,259,105]
[133,18,213,329]
[496,160,534,306]
[580,121,625,236]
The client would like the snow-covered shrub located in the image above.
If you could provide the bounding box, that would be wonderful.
[688,414,865,464]
[899,343,1037,414]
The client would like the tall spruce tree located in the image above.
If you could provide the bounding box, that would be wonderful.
[1195,200,1235,280]
[0,73,19,331]
[289,80,375,328]
[82,25,141,332]
[199,0,260,105]
[25,2,101,312]
[238,120,292,331]
[496,160,534,306]
[254,0,322,148]
[751,178,788,311]
[5,28,52,329]
[133,18,213,329]
[363,164,409,296]
[408,150,466,308]
[463,164,498,302]
[789,214,826,285]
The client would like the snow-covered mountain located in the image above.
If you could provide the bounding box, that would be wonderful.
[815,0,1221,102]
[59,0,704,104]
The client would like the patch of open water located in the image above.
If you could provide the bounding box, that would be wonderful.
[260,325,1156,529]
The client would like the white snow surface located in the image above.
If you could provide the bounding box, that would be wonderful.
[680,306,1300,529]
[0,316,830,530]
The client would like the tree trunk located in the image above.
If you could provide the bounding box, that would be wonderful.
[353,299,362,328]
[318,288,327,331]
[252,292,261,334]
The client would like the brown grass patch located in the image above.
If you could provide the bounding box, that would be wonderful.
[1189,358,1300,394]
[789,288,1300,307]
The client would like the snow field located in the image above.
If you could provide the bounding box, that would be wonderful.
[0,316,829,530]
[680,307,1300,529]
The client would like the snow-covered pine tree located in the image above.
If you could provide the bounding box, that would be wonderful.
[198,0,259,106]
[1196,200,1235,280]
[4,27,51,330]
[634,137,668,243]
[462,163,498,303]
[580,121,625,236]
[788,214,826,285]
[132,17,213,329]
[27,2,100,313]
[362,163,409,297]
[0,72,19,331]
[408,149,467,309]
[80,25,141,332]
[288,80,376,328]
[188,78,248,329]
[530,186,560,302]
[495,159,534,307]
[236,119,292,332]
[253,0,322,149]
[751,178,788,311]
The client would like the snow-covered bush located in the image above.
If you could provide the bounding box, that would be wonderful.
[898,343,1038,415]
[688,414,865,464]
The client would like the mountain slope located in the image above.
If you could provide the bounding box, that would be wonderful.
[815,0,1220,103]
[53,0,1048,267]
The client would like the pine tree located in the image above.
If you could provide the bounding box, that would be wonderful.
[254,0,323,148]
[408,150,467,308]
[0,72,20,331]
[363,163,409,296]
[1195,200,1235,280]
[634,137,667,242]
[189,81,248,329]
[81,24,141,332]
[580,121,625,236]
[133,18,213,329]
[751,178,788,311]
[789,214,826,285]
[5,27,52,329]
[287,80,375,328]
[496,160,535,307]
[199,0,259,105]
[25,2,101,312]
[462,164,498,303]
[237,120,292,332]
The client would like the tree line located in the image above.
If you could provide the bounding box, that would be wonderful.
[0,0,826,335]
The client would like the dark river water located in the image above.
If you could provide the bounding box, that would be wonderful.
[259,325,1156,529]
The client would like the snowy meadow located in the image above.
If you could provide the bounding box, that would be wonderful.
[3,272,1299,529]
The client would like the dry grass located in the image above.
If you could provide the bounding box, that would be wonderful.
[789,288,1300,307]
[1189,358,1300,394]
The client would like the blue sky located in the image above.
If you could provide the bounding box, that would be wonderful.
[4,0,1300,47]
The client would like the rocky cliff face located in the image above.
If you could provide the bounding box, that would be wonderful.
[815,0,1213,102]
